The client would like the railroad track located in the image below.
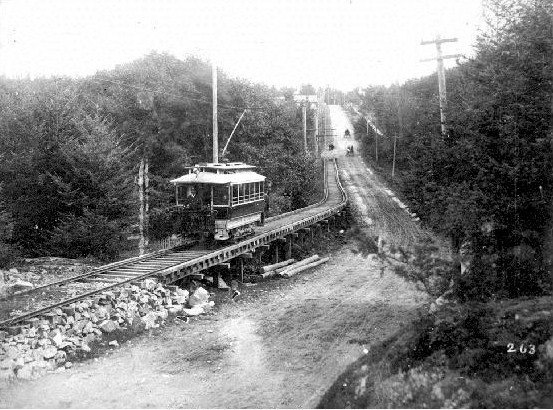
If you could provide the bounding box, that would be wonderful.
[0,158,347,329]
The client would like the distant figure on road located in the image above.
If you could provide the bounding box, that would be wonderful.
[344,129,350,138]
[329,143,335,151]
[346,145,354,156]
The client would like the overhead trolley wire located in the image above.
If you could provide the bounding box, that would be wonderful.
[90,77,268,112]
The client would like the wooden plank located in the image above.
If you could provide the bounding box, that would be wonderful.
[260,258,296,273]
[135,262,177,267]
[105,270,144,275]
[81,277,122,284]
[277,255,320,275]
[281,257,330,278]
[99,273,138,279]
[152,258,190,263]
[109,269,152,275]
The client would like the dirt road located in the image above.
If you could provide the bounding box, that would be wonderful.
[0,106,427,408]
[0,248,425,408]
[326,105,432,250]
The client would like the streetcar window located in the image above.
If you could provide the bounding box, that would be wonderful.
[199,186,210,206]
[239,184,245,201]
[176,185,194,202]
[213,185,229,205]
[229,181,266,204]
[176,186,185,201]
[232,185,239,205]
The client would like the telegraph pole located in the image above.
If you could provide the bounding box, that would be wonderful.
[302,100,308,153]
[393,86,404,178]
[392,135,397,178]
[212,61,218,163]
[374,117,379,164]
[314,103,319,156]
[421,35,460,137]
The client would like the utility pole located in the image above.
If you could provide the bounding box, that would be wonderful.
[323,103,327,149]
[314,102,319,157]
[392,135,397,178]
[138,158,149,255]
[421,35,460,137]
[375,129,378,163]
[374,116,379,164]
[136,92,155,256]
[212,61,218,163]
[302,100,307,154]
[393,86,404,178]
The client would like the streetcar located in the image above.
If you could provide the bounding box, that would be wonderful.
[170,162,267,241]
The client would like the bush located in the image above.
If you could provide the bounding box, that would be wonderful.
[0,241,18,268]
[393,239,458,299]
[46,211,125,260]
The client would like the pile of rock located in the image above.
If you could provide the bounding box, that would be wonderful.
[0,268,35,298]
[0,278,212,380]
[1,259,94,298]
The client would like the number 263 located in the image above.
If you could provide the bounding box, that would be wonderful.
[507,343,535,354]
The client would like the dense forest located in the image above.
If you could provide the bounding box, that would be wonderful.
[349,0,552,302]
[317,1,553,407]
[0,55,320,264]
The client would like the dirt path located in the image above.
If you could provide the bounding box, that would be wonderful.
[0,244,425,408]
[327,105,433,250]
[0,106,428,408]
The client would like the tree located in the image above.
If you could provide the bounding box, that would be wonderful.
[352,0,552,300]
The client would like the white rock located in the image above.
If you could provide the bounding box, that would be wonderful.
[188,287,209,307]
[43,346,57,359]
[156,309,169,320]
[141,279,157,291]
[10,280,34,292]
[16,364,34,380]
[99,320,118,333]
[182,306,204,317]
[51,332,64,348]
[141,312,158,330]
[168,305,183,314]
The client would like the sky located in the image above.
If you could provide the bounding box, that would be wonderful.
[0,0,486,90]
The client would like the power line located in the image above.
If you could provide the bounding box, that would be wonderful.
[420,35,461,137]
[88,76,268,112]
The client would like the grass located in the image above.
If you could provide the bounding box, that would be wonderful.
[318,296,553,408]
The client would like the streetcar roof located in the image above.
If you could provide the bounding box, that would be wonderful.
[184,162,257,171]
[170,171,266,185]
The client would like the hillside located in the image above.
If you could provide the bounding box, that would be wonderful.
[319,296,553,408]
[0,53,322,264]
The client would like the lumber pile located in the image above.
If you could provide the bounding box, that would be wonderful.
[259,255,330,279]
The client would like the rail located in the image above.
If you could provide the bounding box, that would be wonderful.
[156,158,345,282]
[0,158,347,328]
